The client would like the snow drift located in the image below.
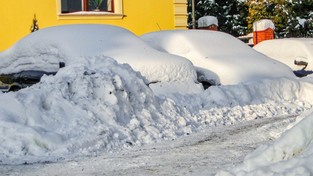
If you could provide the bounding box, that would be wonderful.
[218,109,313,176]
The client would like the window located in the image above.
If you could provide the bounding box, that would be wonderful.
[57,0,123,20]
[61,0,114,13]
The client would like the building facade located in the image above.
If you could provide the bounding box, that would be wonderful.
[0,0,187,51]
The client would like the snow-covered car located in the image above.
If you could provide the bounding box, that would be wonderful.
[141,30,295,86]
[253,38,313,77]
[0,24,200,93]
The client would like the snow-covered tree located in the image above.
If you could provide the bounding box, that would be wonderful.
[243,0,313,37]
[187,0,248,37]
[188,0,313,38]
[285,0,313,37]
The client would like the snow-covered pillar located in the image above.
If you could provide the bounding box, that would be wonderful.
[197,16,218,31]
[253,19,275,45]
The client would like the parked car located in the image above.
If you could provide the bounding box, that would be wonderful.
[0,62,65,92]
[141,30,295,87]
[0,70,56,92]
[253,38,313,77]
[0,24,200,94]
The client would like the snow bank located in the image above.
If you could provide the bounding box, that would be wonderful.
[254,38,313,71]
[141,30,295,85]
[0,24,197,84]
[165,77,313,125]
[198,16,218,27]
[0,56,197,164]
[217,109,313,176]
[253,19,275,31]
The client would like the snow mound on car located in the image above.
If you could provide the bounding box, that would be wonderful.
[254,38,313,71]
[0,24,197,84]
[141,30,295,85]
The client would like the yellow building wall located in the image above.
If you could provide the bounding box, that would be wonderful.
[0,0,187,51]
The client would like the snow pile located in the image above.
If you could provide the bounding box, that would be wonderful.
[0,24,197,85]
[217,109,313,176]
[141,30,295,85]
[165,77,313,127]
[198,16,218,27]
[254,38,313,71]
[0,56,197,164]
[253,19,275,31]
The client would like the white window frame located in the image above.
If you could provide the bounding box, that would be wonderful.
[56,0,124,20]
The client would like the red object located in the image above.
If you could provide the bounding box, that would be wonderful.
[253,28,274,45]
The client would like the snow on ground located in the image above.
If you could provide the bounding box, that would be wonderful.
[1,25,313,175]
[218,109,313,176]
[0,114,299,176]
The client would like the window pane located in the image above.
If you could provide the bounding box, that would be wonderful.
[88,0,112,12]
[61,0,82,13]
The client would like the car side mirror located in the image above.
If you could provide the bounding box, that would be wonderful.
[59,62,65,68]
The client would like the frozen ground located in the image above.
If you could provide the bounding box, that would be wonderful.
[0,114,298,176]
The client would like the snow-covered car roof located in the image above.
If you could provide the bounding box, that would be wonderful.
[253,38,313,71]
[141,30,295,85]
[0,24,197,84]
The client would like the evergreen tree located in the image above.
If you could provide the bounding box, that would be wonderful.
[244,0,313,37]
[187,0,313,38]
[285,0,313,37]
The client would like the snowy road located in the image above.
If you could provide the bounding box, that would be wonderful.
[0,115,297,176]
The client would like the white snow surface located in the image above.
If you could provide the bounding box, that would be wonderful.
[0,24,197,84]
[141,30,295,85]
[218,109,313,176]
[0,56,201,164]
[198,16,218,27]
[254,38,313,71]
[253,19,275,31]
[1,25,313,175]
